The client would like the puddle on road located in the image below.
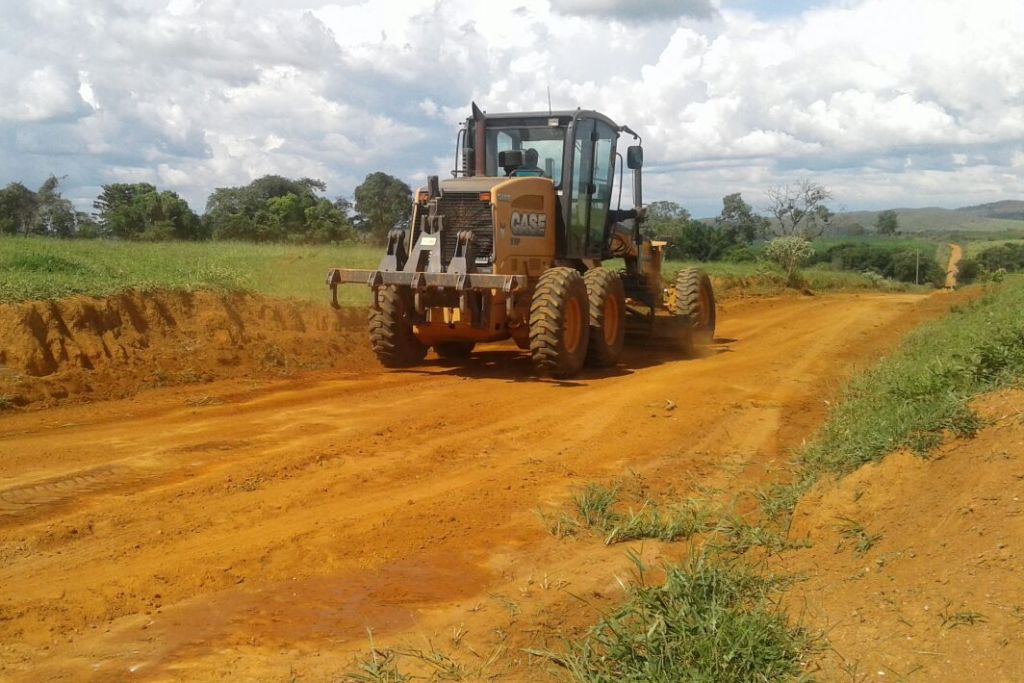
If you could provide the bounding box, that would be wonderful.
[103,551,491,677]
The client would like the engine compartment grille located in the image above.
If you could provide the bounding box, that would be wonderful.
[436,193,494,266]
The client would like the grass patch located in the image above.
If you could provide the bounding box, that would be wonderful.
[708,510,808,557]
[939,603,987,630]
[343,630,508,682]
[606,499,717,544]
[574,482,621,531]
[800,277,1024,477]
[835,518,882,557]
[536,551,820,682]
[0,236,378,305]
[753,480,810,531]
[541,478,807,560]
[539,480,718,546]
[346,645,407,683]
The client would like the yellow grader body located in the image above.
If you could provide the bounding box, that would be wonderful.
[327,104,715,377]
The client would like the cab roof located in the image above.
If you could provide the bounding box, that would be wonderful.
[474,109,621,131]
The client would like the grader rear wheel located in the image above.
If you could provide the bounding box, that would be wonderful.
[368,286,428,367]
[673,268,716,345]
[583,267,626,367]
[529,267,590,378]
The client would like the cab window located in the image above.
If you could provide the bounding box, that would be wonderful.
[485,127,564,179]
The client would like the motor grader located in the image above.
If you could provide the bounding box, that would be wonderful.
[327,103,716,378]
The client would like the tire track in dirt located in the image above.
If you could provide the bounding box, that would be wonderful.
[0,291,970,682]
[0,466,128,517]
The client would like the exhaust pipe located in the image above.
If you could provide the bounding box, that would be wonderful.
[472,102,486,177]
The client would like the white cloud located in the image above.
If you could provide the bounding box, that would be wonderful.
[0,66,85,122]
[0,0,1021,216]
[550,0,716,21]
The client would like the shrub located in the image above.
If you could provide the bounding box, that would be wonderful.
[977,242,1024,272]
[813,242,943,284]
[957,257,981,284]
[890,250,944,286]
[550,552,819,682]
[764,237,814,287]
[721,244,758,263]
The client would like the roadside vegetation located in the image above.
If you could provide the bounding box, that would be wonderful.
[536,480,718,544]
[955,239,1024,285]
[518,275,1024,682]
[1,235,939,305]
[974,241,1024,274]
[798,275,1024,477]
[808,238,946,285]
[537,551,819,683]
[7,170,1020,304]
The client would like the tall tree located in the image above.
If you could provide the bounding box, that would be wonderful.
[0,176,83,237]
[640,200,690,239]
[715,193,769,243]
[875,209,899,235]
[33,176,78,237]
[644,197,766,261]
[353,172,412,244]
[305,198,356,243]
[94,183,203,240]
[204,175,354,243]
[765,179,834,239]
[0,182,39,236]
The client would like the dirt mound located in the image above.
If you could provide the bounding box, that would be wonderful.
[780,389,1024,681]
[0,291,373,406]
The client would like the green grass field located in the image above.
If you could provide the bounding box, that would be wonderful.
[964,238,1024,257]
[1,236,944,306]
[0,237,380,306]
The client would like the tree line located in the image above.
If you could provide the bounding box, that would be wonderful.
[2,173,904,262]
[0,172,413,245]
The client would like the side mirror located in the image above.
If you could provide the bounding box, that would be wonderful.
[626,145,643,170]
[498,150,523,176]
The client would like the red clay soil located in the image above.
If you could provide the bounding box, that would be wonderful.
[779,389,1024,682]
[0,291,372,407]
[0,289,980,681]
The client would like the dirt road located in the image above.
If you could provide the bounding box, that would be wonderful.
[945,242,963,288]
[0,292,961,681]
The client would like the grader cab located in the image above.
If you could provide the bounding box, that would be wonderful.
[327,103,716,378]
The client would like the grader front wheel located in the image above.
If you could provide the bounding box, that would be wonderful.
[673,268,716,345]
[529,267,590,378]
[368,286,428,367]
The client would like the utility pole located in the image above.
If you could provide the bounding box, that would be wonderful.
[915,250,920,285]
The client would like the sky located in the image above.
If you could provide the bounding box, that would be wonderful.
[0,0,1022,217]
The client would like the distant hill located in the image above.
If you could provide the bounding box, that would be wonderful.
[955,200,1024,220]
[837,206,1024,235]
